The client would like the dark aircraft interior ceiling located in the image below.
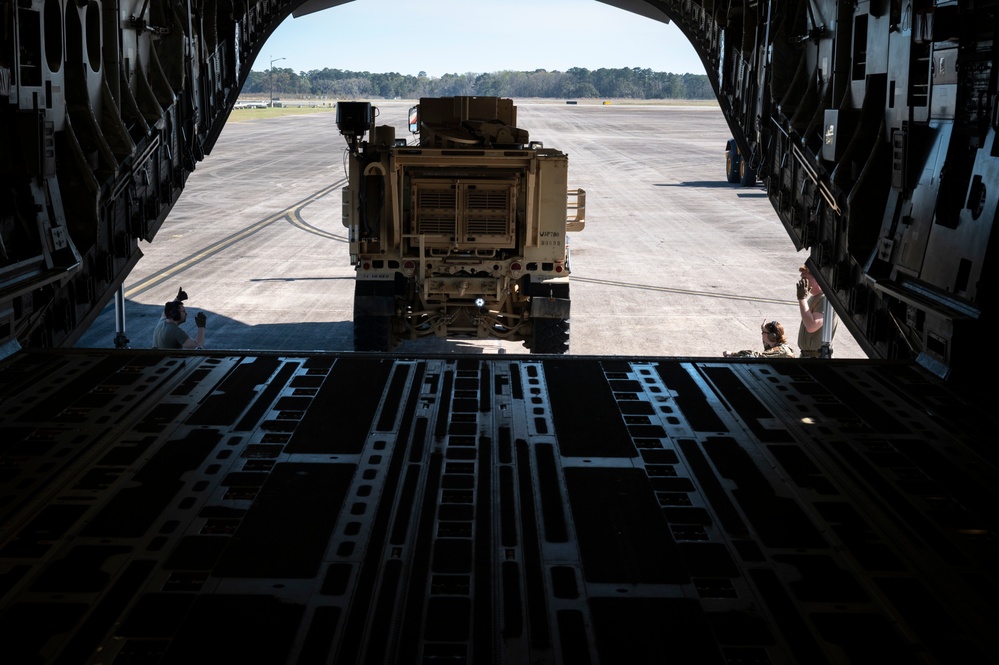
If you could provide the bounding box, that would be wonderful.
[1,0,998,663]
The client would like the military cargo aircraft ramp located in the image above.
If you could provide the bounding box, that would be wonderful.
[1,349,995,663]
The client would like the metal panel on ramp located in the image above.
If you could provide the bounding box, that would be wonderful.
[0,350,995,664]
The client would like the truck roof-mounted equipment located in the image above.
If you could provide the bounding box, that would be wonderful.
[336,101,374,153]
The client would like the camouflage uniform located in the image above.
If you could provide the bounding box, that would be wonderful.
[728,343,796,358]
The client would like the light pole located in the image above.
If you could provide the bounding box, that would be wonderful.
[269,56,285,107]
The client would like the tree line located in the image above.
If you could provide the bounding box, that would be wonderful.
[244,67,714,100]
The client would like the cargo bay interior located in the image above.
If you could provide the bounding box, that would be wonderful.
[1,1,996,663]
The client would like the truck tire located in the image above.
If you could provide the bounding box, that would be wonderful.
[354,316,393,352]
[531,318,570,354]
[353,281,396,352]
[726,139,741,183]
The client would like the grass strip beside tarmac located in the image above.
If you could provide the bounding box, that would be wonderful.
[227,106,335,122]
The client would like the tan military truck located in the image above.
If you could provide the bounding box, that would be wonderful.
[337,96,585,353]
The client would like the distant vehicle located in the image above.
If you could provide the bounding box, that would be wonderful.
[725,138,757,186]
[234,100,268,109]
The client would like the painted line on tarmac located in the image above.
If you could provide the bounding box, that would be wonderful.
[572,276,794,306]
[124,180,346,299]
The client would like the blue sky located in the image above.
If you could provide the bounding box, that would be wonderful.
[251,0,707,77]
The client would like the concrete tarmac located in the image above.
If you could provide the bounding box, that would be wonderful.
[76,100,866,359]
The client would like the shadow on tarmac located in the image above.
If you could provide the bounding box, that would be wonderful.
[75,300,504,355]
[654,181,737,188]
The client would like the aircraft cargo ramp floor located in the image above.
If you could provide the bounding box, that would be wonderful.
[0,350,996,664]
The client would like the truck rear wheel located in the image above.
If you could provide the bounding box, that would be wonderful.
[353,280,396,352]
[531,318,570,354]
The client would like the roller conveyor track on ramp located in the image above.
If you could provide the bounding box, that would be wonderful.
[0,350,996,664]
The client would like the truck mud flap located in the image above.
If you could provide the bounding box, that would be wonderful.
[531,296,570,319]
[354,296,394,317]
[354,281,395,316]
[527,279,569,319]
